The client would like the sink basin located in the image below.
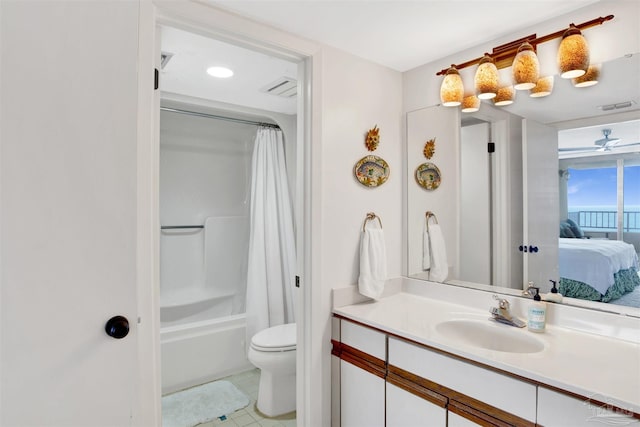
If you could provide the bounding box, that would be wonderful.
[435,319,544,354]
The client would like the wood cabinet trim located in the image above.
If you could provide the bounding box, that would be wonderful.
[331,339,386,379]
[386,370,447,408]
[449,398,536,427]
[449,400,515,427]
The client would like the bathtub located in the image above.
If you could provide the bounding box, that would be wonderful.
[160,311,253,394]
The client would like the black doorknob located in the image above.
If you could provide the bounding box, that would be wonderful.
[105,315,129,339]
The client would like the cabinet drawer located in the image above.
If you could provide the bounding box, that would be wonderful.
[388,337,536,422]
[341,320,386,361]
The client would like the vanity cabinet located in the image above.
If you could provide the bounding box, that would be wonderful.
[333,316,640,426]
[333,318,537,427]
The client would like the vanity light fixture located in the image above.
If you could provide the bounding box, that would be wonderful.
[493,86,516,106]
[461,95,480,113]
[435,15,612,107]
[557,24,590,79]
[529,76,554,98]
[512,42,539,90]
[572,64,600,87]
[474,54,499,99]
[440,66,464,106]
[206,66,234,78]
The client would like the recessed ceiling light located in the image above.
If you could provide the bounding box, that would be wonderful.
[206,66,234,78]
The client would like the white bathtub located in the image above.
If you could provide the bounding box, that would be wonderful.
[160,313,253,394]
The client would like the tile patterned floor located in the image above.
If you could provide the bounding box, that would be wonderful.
[198,368,296,427]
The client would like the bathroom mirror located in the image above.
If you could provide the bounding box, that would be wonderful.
[407,53,640,312]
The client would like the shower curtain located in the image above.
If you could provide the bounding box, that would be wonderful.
[245,127,297,344]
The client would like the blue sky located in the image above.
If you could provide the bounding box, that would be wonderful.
[568,166,640,208]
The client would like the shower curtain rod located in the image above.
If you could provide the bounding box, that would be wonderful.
[160,106,280,129]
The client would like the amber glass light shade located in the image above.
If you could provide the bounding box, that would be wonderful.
[572,64,600,87]
[530,76,554,98]
[461,95,480,113]
[474,54,499,99]
[557,25,590,79]
[493,86,515,106]
[512,42,539,90]
[440,66,464,107]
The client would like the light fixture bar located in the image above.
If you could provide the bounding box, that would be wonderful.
[435,15,614,76]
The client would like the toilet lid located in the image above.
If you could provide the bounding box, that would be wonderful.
[251,323,296,352]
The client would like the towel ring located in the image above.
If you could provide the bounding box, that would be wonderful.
[362,212,383,232]
[425,211,438,232]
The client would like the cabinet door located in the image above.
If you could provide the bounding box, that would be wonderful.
[537,387,639,426]
[386,382,446,427]
[448,411,482,427]
[341,360,385,427]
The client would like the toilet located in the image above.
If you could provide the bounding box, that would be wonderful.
[247,322,296,417]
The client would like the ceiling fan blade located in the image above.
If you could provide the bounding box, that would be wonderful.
[559,146,599,152]
[595,137,621,146]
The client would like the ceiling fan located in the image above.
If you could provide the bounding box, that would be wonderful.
[559,129,640,153]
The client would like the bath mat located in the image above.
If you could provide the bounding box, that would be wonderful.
[162,380,250,427]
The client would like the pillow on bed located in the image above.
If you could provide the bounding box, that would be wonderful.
[560,222,576,238]
[566,218,585,238]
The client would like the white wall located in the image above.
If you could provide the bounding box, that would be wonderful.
[318,46,403,425]
[321,46,404,287]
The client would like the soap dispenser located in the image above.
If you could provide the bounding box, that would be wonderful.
[544,280,563,303]
[527,288,546,333]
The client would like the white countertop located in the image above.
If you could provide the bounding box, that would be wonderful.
[334,290,640,414]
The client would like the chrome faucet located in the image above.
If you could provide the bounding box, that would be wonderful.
[522,282,537,298]
[490,295,526,328]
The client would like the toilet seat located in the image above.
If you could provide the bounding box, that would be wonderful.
[250,323,296,352]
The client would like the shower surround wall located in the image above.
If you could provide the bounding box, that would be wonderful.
[159,108,257,393]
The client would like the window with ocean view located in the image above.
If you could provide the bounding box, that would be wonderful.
[567,164,640,235]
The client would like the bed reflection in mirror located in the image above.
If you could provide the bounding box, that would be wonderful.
[557,124,640,307]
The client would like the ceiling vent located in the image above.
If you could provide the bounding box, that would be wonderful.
[160,51,174,70]
[261,77,297,98]
[597,100,636,111]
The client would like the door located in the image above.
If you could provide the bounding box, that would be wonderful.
[522,119,559,291]
[460,122,491,284]
[1,2,144,425]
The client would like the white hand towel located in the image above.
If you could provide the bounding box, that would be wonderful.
[423,230,431,270]
[358,227,387,299]
[427,223,448,282]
